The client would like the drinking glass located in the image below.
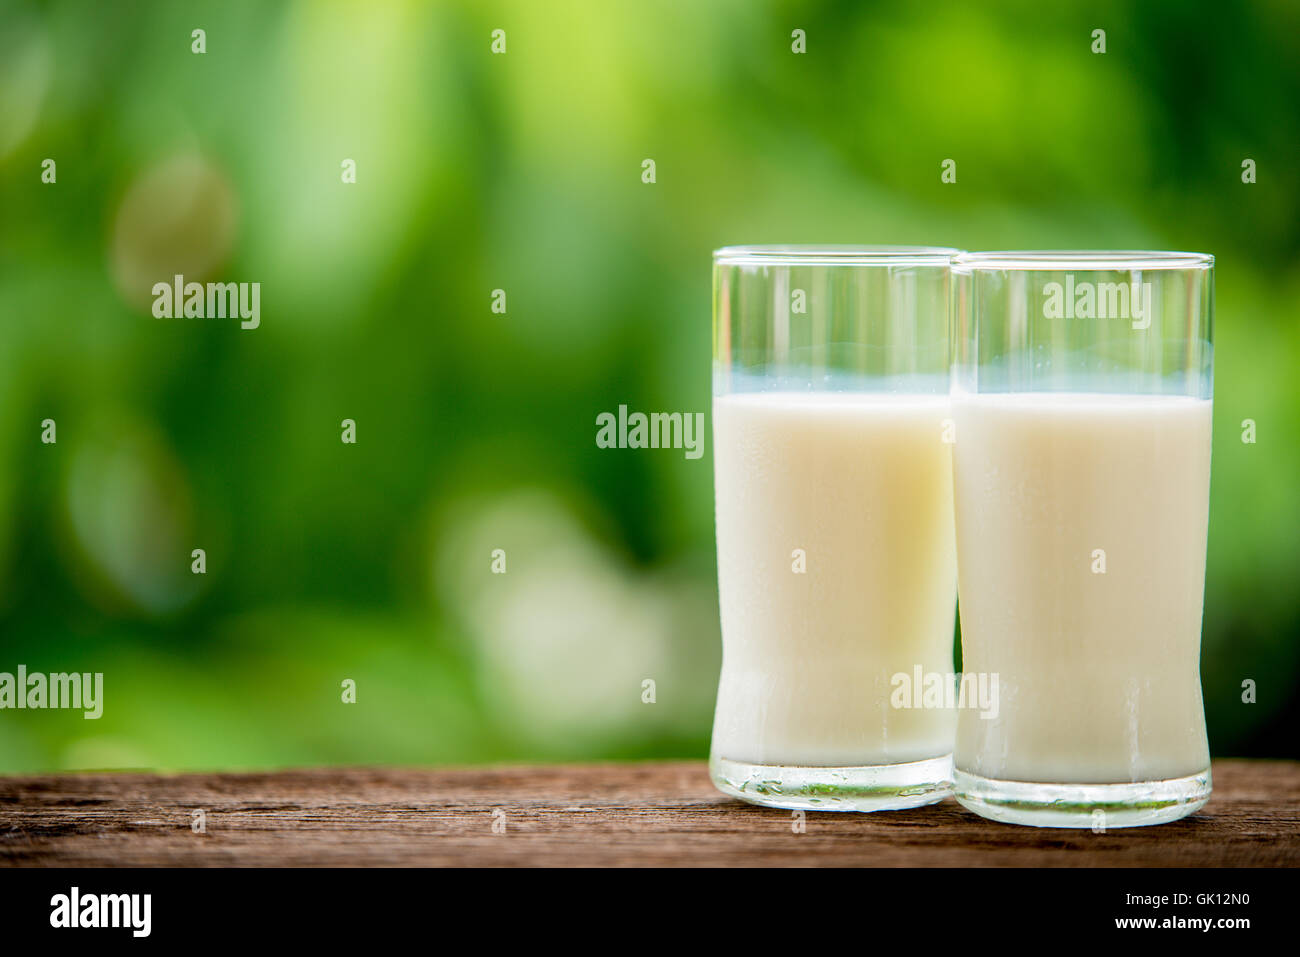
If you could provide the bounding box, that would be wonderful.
[710,245,959,811]
[950,250,1214,827]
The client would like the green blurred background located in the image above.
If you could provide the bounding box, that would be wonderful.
[0,0,1297,772]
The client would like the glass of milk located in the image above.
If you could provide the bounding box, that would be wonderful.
[950,250,1215,828]
[710,245,960,811]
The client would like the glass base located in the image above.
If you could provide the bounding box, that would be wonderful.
[709,753,952,812]
[952,767,1211,829]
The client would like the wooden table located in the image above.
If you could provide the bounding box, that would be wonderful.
[1,759,1296,867]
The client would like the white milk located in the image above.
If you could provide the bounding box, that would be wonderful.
[952,392,1212,784]
[711,391,957,767]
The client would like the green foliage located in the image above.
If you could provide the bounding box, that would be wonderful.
[0,0,1296,770]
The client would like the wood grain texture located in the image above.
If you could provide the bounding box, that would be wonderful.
[0,759,1296,867]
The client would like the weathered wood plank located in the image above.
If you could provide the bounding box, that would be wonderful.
[0,759,1295,867]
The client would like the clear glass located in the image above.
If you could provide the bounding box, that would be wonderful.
[950,250,1214,828]
[710,245,959,811]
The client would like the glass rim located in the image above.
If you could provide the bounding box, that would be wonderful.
[713,244,960,267]
[953,250,1214,271]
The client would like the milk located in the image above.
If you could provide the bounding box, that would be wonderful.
[711,391,957,768]
[952,392,1212,784]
